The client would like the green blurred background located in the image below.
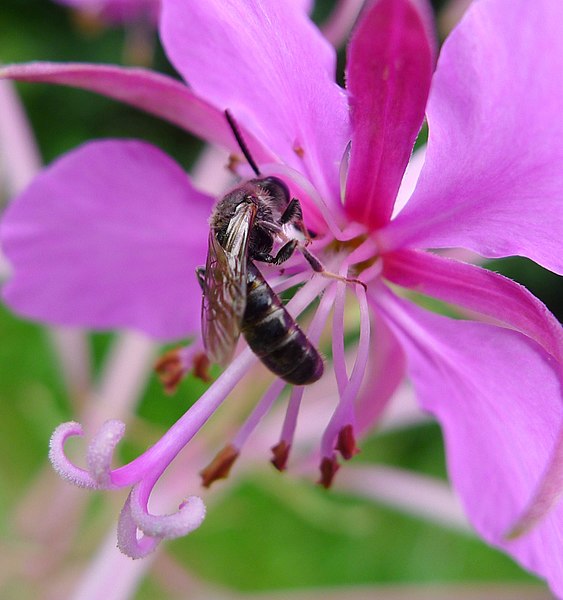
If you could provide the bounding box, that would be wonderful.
[0,0,560,598]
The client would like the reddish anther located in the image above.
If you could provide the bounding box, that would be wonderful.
[336,424,360,460]
[318,455,340,489]
[193,352,212,383]
[271,440,291,472]
[200,444,240,488]
[154,348,186,394]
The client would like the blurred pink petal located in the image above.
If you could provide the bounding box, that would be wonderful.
[336,465,470,532]
[0,62,271,162]
[320,0,365,48]
[380,0,563,274]
[345,0,434,229]
[376,289,563,597]
[0,80,42,196]
[1,139,212,339]
[54,0,160,24]
[160,0,350,204]
[295,0,314,12]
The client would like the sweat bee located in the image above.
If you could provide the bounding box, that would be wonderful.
[196,111,324,385]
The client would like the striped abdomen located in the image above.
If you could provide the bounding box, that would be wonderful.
[241,262,323,385]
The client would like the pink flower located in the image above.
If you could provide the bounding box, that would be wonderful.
[1,0,563,594]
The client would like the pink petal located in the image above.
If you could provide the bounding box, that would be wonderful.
[344,0,434,229]
[1,140,213,340]
[0,62,271,163]
[506,428,563,542]
[375,288,563,597]
[383,249,563,363]
[160,0,350,204]
[54,0,160,24]
[320,0,365,49]
[380,0,563,274]
[293,0,313,12]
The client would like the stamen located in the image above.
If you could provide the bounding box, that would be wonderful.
[48,422,98,489]
[273,283,338,468]
[87,419,126,487]
[193,352,212,382]
[332,281,348,396]
[321,284,371,462]
[335,424,360,460]
[292,141,305,158]
[271,440,291,472]
[272,387,304,472]
[227,153,242,175]
[355,311,407,435]
[155,344,211,394]
[318,455,340,489]
[205,276,338,479]
[200,444,240,488]
[232,379,286,450]
[270,270,310,294]
[110,348,258,487]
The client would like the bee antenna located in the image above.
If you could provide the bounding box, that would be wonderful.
[225,109,261,177]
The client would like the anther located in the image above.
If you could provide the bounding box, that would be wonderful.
[200,444,240,488]
[335,424,360,461]
[318,455,340,489]
[227,153,242,174]
[271,440,291,472]
[155,348,211,395]
[193,352,212,383]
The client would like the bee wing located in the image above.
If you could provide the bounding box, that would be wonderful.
[201,203,256,365]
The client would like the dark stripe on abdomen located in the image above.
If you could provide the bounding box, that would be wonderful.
[241,263,323,385]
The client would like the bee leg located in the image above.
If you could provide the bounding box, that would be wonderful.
[258,200,309,241]
[254,240,298,266]
[196,266,206,292]
[300,246,367,290]
[280,198,311,243]
[280,198,303,225]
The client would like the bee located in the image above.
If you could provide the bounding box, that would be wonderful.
[196,111,324,385]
